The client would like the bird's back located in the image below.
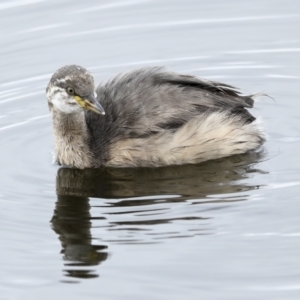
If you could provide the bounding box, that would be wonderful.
[85,67,264,167]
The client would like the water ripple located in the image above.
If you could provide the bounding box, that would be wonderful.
[89,55,210,70]
[228,48,300,54]
[73,0,150,13]
[0,0,45,10]
[19,23,70,34]
[65,14,300,36]
[0,114,48,132]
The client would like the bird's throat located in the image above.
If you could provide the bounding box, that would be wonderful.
[51,109,93,168]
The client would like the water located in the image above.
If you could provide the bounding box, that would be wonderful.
[0,0,300,299]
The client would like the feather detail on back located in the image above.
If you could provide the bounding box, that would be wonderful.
[84,67,263,167]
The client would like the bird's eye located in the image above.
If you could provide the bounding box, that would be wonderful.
[66,87,75,95]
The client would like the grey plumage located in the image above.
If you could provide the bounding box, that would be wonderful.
[46,65,265,169]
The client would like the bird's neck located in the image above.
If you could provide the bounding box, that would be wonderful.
[51,109,93,168]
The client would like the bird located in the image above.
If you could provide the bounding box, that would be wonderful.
[46,65,265,169]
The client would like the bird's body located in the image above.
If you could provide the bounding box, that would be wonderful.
[47,65,265,169]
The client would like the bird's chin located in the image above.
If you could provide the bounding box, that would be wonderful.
[52,102,83,115]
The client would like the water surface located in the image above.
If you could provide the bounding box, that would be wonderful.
[0,0,300,299]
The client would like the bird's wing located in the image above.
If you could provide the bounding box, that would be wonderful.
[87,67,256,146]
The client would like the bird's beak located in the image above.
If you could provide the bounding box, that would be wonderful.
[74,94,105,115]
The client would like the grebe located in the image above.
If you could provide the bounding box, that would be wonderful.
[46,65,264,169]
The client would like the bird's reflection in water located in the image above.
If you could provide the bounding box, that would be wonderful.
[52,151,265,280]
[51,194,108,280]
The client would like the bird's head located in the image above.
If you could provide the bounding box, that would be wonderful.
[46,65,105,115]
